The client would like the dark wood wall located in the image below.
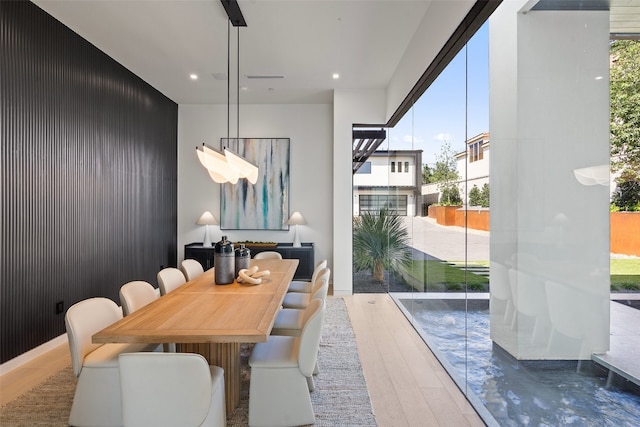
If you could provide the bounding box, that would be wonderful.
[1,1,178,363]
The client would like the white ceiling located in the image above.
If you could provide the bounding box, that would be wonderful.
[31,0,638,107]
[32,0,435,105]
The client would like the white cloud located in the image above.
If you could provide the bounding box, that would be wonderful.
[403,134,424,144]
[433,132,452,142]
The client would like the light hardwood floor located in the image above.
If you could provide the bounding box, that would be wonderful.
[0,343,71,406]
[0,294,484,426]
[344,294,484,427]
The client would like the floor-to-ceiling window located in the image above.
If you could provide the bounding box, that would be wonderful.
[354,2,640,424]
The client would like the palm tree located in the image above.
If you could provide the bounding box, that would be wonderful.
[353,208,412,282]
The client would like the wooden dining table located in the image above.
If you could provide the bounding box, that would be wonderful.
[92,258,299,413]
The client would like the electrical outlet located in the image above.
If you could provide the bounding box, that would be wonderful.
[56,301,64,314]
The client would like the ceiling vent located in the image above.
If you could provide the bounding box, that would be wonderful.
[245,75,285,79]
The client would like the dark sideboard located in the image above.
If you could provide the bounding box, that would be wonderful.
[184,242,315,281]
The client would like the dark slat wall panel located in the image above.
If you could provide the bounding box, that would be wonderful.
[1,1,178,363]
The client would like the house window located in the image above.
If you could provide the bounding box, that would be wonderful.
[356,162,371,174]
[391,162,395,172]
[359,195,408,216]
[405,161,409,172]
[398,162,402,173]
[469,141,484,163]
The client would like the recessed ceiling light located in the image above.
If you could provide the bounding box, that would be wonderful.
[190,74,198,80]
[332,73,340,79]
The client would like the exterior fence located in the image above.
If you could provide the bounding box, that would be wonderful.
[426,207,638,256]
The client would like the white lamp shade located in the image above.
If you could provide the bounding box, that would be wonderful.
[287,211,306,225]
[196,211,218,225]
[573,164,609,186]
[225,149,259,184]
[196,145,239,184]
[287,212,305,247]
[196,211,217,247]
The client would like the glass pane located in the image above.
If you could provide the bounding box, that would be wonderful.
[353,4,639,425]
[389,19,490,416]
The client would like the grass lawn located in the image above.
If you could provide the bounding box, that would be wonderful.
[611,258,640,291]
[404,260,489,292]
[401,258,640,292]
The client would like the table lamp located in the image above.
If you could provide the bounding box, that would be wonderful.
[286,211,306,247]
[196,211,218,247]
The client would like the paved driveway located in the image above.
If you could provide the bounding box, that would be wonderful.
[404,216,490,262]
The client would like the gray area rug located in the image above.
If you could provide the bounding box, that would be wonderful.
[1,297,377,426]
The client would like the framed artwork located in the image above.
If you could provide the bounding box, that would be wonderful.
[220,138,290,230]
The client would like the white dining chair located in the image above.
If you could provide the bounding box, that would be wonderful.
[282,268,330,310]
[119,280,158,316]
[120,280,175,352]
[271,295,325,383]
[249,298,325,427]
[287,259,327,293]
[180,259,205,281]
[119,352,226,427]
[253,251,282,260]
[157,267,186,296]
[65,297,160,427]
[272,295,325,338]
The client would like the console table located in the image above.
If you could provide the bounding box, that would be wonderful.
[184,242,314,280]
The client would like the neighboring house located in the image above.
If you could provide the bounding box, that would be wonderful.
[422,132,490,206]
[455,132,490,204]
[353,150,423,216]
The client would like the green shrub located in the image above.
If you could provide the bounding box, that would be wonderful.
[440,185,462,206]
[612,181,640,211]
[445,282,463,291]
[353,208,412,282]
[468,185,481,206]
[479,183,490,208]
[467,183,490,207]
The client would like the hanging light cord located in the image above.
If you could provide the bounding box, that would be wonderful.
[226,19,230,145]
[237,26,240,139]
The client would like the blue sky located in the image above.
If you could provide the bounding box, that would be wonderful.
[387,22,489,166]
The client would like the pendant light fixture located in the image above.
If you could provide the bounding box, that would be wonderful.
[196,0,258,185]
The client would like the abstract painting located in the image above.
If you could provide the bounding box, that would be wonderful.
[220,138,290,230]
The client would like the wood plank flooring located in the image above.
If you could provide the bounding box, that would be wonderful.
[0,344,70,406]
[0,294,483,426]
[344,294,484,427]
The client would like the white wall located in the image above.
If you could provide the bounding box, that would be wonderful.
[353,155,416,187]
[333,89,386,295]
[178,103,333,273]
[457,148,489,203]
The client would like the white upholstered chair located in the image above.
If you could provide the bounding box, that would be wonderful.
[249,298,325,427]
[282,268,330,309]
[180,259,205,281]
[253,251,282,260]
[157,267,186,296]
[270,306,309,337]
[65,297,160,427]
[271,295,325,386]
[119,352,226,427]
[119,280,158,316]
[287,259,327,293]
[119,280,175,352]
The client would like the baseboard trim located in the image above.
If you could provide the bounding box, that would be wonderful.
[0,334,68,376]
